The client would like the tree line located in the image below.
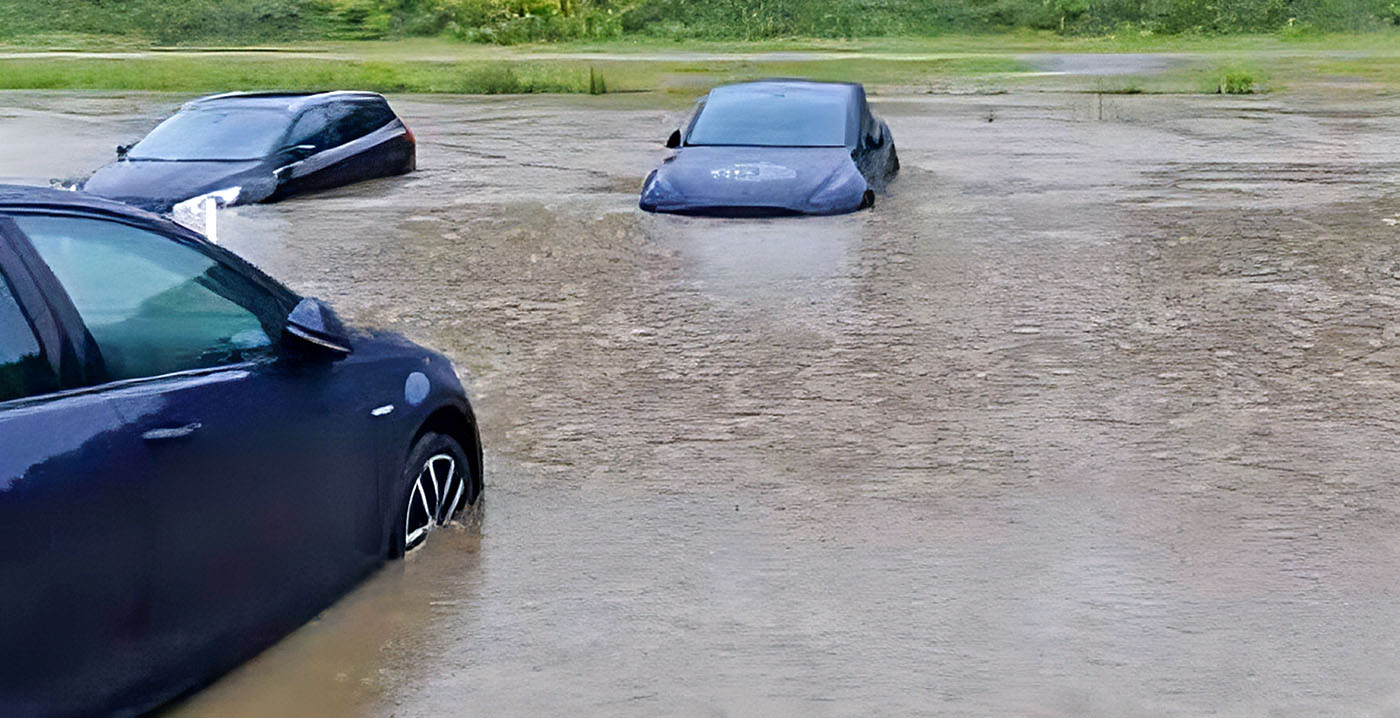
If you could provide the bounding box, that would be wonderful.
[3,0,1397,44]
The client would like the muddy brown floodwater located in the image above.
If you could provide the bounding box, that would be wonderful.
[4,87,1400,716]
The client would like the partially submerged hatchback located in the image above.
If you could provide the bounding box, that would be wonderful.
[0,186,479,715]
[82,91,416,213]
[639,80,899,216]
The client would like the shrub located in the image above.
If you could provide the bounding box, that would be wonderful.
[1215,68,1258,93]
[3,0,1400,45]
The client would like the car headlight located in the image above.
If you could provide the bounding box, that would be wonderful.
[171,186,241,242]
[640,171,676,207]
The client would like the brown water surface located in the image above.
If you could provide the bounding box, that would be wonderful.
[4,89,1400,717]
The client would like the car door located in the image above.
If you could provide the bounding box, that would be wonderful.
[0,217,157,716]
[6,212,384,680]
[276,99,410,197]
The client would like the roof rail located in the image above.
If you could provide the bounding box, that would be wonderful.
[287,91,383,112]
[181,90,383,112]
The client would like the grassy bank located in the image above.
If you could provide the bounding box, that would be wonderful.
[7,28,1400,56]
[2,33,1399,95]
[0,49,1030,95]
[0,57,595,94]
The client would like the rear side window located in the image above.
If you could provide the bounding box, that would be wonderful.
[286,105,336,150]
[287,100,393,151]
[13,215,284,382]
[339,100,396,140]
[0,270,59,402]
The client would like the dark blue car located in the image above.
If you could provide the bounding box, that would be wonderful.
[0,185,481,716]
[639,80,899,216]
[82,91,416,213]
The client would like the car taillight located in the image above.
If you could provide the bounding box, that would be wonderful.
[404,125,416,145]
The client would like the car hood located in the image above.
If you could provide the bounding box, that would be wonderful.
[639,146,869,216]
[81,159,276,212]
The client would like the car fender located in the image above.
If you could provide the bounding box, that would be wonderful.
[368,357,479,557]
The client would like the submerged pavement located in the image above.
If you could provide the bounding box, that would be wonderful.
[4,89,1400,716]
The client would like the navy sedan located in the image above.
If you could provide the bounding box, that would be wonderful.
[639,80,899,216]
[0,186,481,716]
[82,91,416,213]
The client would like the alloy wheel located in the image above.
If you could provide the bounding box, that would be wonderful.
[404,453,464,551]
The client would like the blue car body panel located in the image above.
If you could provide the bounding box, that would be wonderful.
[0,185,479,716]
[640,146,869,215]
[639,80,899,216]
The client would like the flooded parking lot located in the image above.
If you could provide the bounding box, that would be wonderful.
[4,87,1400,716]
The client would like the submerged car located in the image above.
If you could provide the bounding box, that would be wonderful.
[82,91,416,213]
[639,80,899,216]
[0,186,480,716]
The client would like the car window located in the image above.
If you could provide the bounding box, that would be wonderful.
[13,215,283,382]
[289,102,380,151]
[286,105,335,150]
[687,90,849,147]
[128,108,293,161]
[0,269,59,402]
[339,100,396,141]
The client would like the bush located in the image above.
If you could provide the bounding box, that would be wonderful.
[462,63,522,92]
[1215,68,1258,93]
[0,0,328,44]
[617,0,1400,39]
[2,0,1399,44]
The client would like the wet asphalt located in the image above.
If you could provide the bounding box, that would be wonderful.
[4,87,1400,716]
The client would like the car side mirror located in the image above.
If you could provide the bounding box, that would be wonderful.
[116,144,131,159]
[665,130,682,149]
[284,298,352,356]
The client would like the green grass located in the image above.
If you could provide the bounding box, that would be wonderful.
[0,51,1033,95]
[7,29,1400,56]
[0,57,597,94]
[0,0,328,45]
[2,33,1400,95]
[1289,54,1400,86]
[1212,66,1261,94]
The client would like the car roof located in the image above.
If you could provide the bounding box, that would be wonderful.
[0,184,163,219]
[695,79,868,148]
[0,184,299,304]
[182,91,388,113]
[706,80,865,105]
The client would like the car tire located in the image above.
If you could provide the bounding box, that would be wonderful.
[860,190,876,210]
[390,432,474,558]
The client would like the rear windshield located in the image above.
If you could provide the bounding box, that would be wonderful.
[129,108,292,161]
[686,91,849,148]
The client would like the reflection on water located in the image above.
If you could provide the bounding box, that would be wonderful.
[165,518,485,717]
[656,214,863,302]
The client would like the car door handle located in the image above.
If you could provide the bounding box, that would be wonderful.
[141,423,202,442]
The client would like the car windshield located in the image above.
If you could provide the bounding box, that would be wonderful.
[128,108,291,161]
[686,90,850,148]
